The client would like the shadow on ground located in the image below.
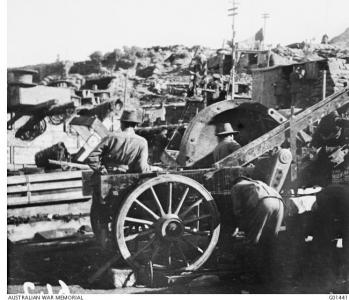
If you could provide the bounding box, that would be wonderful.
[7,232,349,294]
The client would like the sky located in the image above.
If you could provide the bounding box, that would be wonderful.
[7,0,349,67]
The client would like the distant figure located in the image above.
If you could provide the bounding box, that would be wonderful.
[207,74,226,106]
[153,128,169,162]
[321,34,329,44]
[193,53,208,76]
[289,66,305,107]
[213,123,241,163]
[187,72,201,97]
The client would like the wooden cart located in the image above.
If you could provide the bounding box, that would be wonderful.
[82,88,349,274]
[82,149,290,273]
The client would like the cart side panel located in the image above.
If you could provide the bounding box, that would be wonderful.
[83,166,255,201]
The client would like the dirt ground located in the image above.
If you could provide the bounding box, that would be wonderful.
[7,231,349,294]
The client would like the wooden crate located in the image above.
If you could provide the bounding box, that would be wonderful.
[7,170,91,207]
[8,85,72,106]
[7,171,93,242]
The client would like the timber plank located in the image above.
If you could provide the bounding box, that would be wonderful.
[7,190,91,207]
[7,170,83,185]
[7,180,82,194]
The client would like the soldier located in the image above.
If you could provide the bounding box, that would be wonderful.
[289,66,305,107]
[213,123,241,163]
[85,110,152,174]
[153,128,169,162]
[206,74,226,106]
[230,176,285,284]
[312,184,349,283]
[307,110,349,185]
[231,177,284,245]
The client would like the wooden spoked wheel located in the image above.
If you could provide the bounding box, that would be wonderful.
[113,174,220,272]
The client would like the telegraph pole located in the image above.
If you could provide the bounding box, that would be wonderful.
[228,0,238,100]
[262,13,270,50]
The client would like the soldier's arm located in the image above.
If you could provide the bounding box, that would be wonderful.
[134,140,152,173]
[84,136,111,174]
[229,141,241,153]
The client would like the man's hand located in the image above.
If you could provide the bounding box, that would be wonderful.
[150,166,163,172]
[98,167,108,175]
[204,169,218,180]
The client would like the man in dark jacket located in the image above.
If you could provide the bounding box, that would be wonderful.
[213,123,241,163]
[231,177,284,245]
[307,111,349,185]
[312,184,349,283]
[153,128,169,162]
[85,110,151,174]
[229,176,285,284]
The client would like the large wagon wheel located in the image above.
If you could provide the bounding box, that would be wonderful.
[113,174,220,272]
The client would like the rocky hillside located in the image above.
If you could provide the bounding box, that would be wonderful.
[330,27,349,49]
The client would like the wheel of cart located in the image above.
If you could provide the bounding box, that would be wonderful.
[112,174,221,272]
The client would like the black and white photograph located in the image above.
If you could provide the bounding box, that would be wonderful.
[5,0,349,296]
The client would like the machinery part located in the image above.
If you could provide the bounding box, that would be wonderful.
[176,100,280,168]
[33,119,47,139]
[214,88,349,169]
[113,174,220,272]
[267,149,292,192]
[268,108,312,144]
[35,142,70,170]
[16,118,47,141]
[268,108,287,123]
[49,114,66,125]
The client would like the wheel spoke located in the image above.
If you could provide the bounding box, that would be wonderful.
[180,198,203,219]
[175,242,189,267]
[128,237,155,262]
[196,205,200,231]
[174,187,189,215]
[151,244,161,263]
[182,237,204,254]
[125,228,155,242]
[183,214,211,225]
[150,186,165,216]
[168,183,173,214]
[134,199,160,220]
[125,217,154,226]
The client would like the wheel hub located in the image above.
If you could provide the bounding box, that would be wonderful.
[156,214,184,241]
